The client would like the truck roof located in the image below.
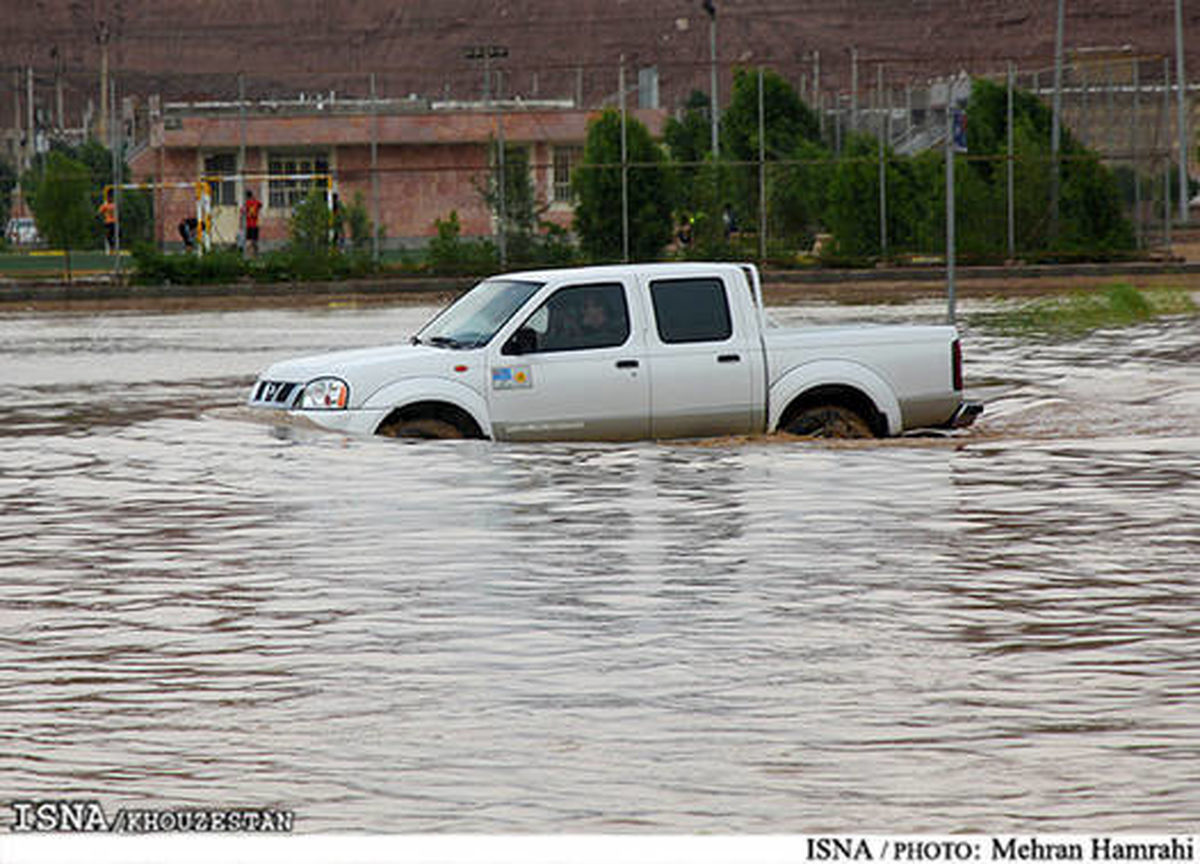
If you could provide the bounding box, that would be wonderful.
[493,261,755,283]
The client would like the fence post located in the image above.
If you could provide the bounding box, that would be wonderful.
[1007,61,1015,260]
[877,63,888,261]
[370,73,381,264]
[758,66,767,262]
[1175,0,1189,224]
[850,47,858,133]
[1050,0,1065,243]
[945,105,956,325]
[1133,58,1143,249]
[619,57,629,263]
[497,106,507,269]
[1163,57,1172,250]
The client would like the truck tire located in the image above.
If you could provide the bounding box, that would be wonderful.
[784,404,874,439]
[380,417,465,439]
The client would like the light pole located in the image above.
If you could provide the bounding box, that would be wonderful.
[465,45,510,264]
[703,0,719,158]
[1174,0,1188,224]
[1050,0,1065,242]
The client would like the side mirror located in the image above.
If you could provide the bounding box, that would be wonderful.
[503,327,538,356]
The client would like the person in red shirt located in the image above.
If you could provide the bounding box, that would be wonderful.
[98,192,117,254]
[241,189,263,257]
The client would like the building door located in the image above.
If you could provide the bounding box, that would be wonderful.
[203,153,239,245]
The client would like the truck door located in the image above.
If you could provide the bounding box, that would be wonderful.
[487,280,649,441]
[644,274,759,438]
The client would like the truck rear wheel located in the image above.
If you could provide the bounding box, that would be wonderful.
[379,417,465,439]
[784,404,874,439]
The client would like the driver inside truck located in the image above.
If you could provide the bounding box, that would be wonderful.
[546,290,626,350]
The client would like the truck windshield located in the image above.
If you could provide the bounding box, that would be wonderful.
[415,279,543,349]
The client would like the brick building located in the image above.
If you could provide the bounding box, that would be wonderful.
[129,96,668,250]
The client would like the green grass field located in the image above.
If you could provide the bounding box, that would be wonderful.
[0,250,130,278]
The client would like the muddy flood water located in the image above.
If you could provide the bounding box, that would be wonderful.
[1,296,1198,833]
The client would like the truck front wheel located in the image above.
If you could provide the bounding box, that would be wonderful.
[783,404,874,439]
[378,417,465,439]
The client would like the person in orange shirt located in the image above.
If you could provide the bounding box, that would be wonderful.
[241,188,263,257]
[98,192,117,254]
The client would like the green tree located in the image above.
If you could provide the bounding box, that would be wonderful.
[719,68,823,252]
[573,109,675,262]
[722,68,820,162]
[22,139,154,249]
[478,141,546,265]
[664,90,713,220]
[31,152,93,280]
[342,191,374,254]
[426,209,498,275]
[0,159,15,234]
[965,77,1133,253]
[289,187,333,254]
[768,138,833,245]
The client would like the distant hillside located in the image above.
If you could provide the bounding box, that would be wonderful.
[1,0,1195,125]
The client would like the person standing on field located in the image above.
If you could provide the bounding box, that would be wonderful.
[241,188,263,257]
[98,191,117,254]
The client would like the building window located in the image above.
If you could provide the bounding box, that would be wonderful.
[203,153,237,206]
[268,154,330,209]
[552,146,581,203]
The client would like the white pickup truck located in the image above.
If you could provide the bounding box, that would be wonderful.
[248,262,981,440]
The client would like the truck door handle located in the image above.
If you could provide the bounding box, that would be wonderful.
[616,359,640,369]
[717,354,741,363]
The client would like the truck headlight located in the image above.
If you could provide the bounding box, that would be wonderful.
[300,377,349,410]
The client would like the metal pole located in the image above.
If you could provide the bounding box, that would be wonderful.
[1133,58,1143,248]
[850,47,858,133]
[1106,61,1115,156]
[111,76,122,276]
[877,63,887,260]
[155,95,165,251]
[758,66,767,261]
[370,73,381,263]
[906,81,913,141]
[1164,57,1173,250]
[1175,0,1189,224]
[97,23,109,143]
[946,107,956,325]
[238,73,247,203]
[497,107,507,269]
[814,51,823,138]
[1081,63,1090,142]
[620,58,629,263]
[1050,0,1065,242]
[1007,61,1016,260]
[25,66,35,172]
[11,70,20,141]
[53,47,65,131]
[834,94,842,156]
[708,5,719,158]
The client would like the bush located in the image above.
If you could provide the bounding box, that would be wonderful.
[427,211,498,275]
[131,244,246,284]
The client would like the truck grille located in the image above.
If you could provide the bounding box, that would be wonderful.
[251,380,300,407]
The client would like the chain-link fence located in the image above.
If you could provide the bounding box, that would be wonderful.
[2,52,1195,276]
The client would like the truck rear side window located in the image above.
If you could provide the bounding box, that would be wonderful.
[649,278,732,344]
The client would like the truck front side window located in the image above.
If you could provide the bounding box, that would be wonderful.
[507,283,629,354]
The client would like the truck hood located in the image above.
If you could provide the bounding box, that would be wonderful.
[258,343,484,407]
